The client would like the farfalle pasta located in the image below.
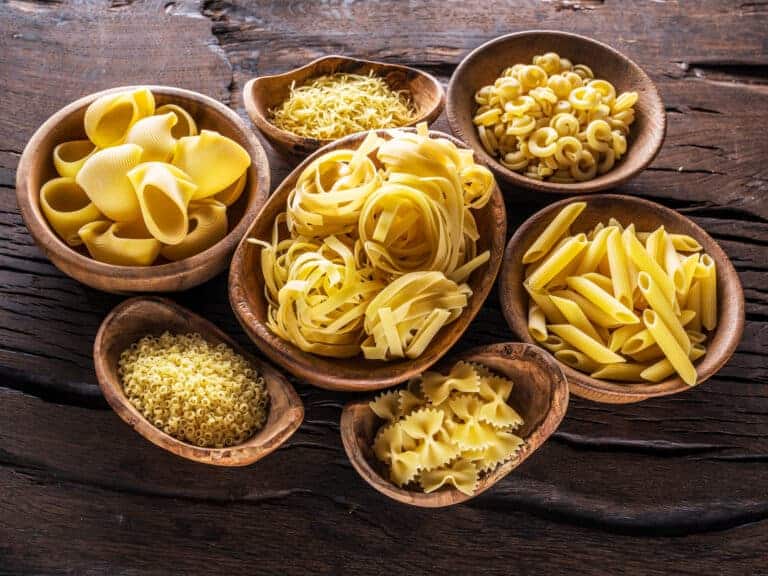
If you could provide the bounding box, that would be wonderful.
[250,123,495,361]
[473,52,637,182]
[370,361,524,495]
[40,88,252,265]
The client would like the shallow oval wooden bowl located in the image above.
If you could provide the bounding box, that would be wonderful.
[243,55,445,157]
[16,85,270,293]
[229,128,506,391]
[94,296,303,466]
[500,194,745,404]
[446,30,665,194]
[340,342,568,507]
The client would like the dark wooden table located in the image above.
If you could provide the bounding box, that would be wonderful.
[1,1,767,574]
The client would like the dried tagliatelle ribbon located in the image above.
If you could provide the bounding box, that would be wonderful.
[249,122,496,360]
[361,271,472,360]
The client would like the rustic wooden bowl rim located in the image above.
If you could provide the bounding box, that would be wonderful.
[93,296,304,466]
[446,29,667,194]
[228,127,506,391]
[500,193,745,403]
[243,54,446,152]
[340,342,569,507]
[16,84,270,285]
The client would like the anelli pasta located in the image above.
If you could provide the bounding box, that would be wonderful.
[473,52,637,182]
[523,201,718,386]
[370,361,524,495]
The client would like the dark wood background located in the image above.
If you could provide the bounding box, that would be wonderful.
[1,1,766,574]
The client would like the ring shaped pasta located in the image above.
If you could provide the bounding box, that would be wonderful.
[84,87,155,148]
[79,220,161,266]
[39,177,102,246]
[473,53,638,182]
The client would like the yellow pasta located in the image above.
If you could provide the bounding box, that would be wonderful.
[160,200,228,261]
[371,361,523,494]
[53,140,96,178]
[173,130,251,199]
[125,111,178,162]
[79,220,161,266]
[155,104,198,138]
[523,201,585,263]
[525,233,587,291]
[84,87,155,148]
[524,201,718,385]
[76,143,143,222]
[39,177,102,246]
[214,171,247,207]
[473,53,638,182]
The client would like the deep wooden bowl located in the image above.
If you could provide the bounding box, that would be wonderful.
[446,30,666,194]
[243,55,445,157]
[16,85,270,293]
[229,128,506,391]
[93,296,303,466]
[340,342,569,507]
[500,194,745,403]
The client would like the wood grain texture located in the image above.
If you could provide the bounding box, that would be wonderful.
[1,0,767,574]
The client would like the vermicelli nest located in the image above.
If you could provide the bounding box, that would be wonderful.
[118,332,269,448]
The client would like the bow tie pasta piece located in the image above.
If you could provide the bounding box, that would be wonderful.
[84,87,155,148]
[398,386,427,417]
[128,162,197,245]
[447,394,499,450]
[79,220,161,266]
[361,271,472,360]
[419,459,479,496]
[156,104,198,139]
[421,361,481,405]
[478,376,523,429]
[373,423,420,486]
[399,408,460,471]
[287,131,382,237]
[172,130,251,199]
[76,143,143,222]
[126,112,179,162]
[369,390,401,422]
[39,177,102,246]
[160,199,228,261]
[53,140,96,178]
[467,431,524,473]
[214,171,247,207]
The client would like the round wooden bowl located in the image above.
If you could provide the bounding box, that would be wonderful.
[340,343,569,507]
[243,55,445,157]
[16,85,270,293]
[446,30,666,194]
[228,128,506,392]
[500,194,745,404]
[93,296,304,466]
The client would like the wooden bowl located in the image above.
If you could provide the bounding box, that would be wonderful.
[93,296,303,466]
[243,55,445,157]
[340,342,569,507]
[16,85,270,293]
[446,30,666,194]
[229,128,506,391]
[500,194,745,403]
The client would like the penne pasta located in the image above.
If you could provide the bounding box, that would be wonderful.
[539,334,568,353]
[675,253,700,301]
[686,281,703,332]
[566,275,639,324]
[622,224,676,305]
[642,309,697,385]
[696,254,717,330]
[680,309,696,327]
[637,272,691,354]
[628,344,665,364]
[555,349,601,373]
[523,202,586,263]
[591,362,648,382]
[581,271,614,293]
[686,330,707,345]
[640,344,706,383]
[668,234,702,252]
[550,289,621,328]
[525,233,588,291]
[528,305,548,342]
[548,324,625,364]
[644,225,666,267]
[574,226,613,274]
[527,291,567,324]
[550,295,603,342]
[606,228,632,309]
[621,328,656,355]
[608,323,643,352]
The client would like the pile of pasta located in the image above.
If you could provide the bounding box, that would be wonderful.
[524,202,717,386]
[370,361,524,495]
[473,52,637,182]
[250,123,495,360]
[40,87,251,266]
[270,72,416,140]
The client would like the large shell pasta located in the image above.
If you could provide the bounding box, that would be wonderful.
[76,143,144,222]
[250,123,495,361]
[79,220,161,266]
[40,88,250,266]
[370,361,524,495]
[84,87,155,148]
[40,177,102,246]
[128,162,197,245]
[522,201,718,386]
[473,52,638,182]
[172,130,251,199]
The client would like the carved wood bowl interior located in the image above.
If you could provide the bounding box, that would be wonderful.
[500,194,745,404]
[340,342,569,507]
[446,30,666,194]
[16,85,270,293]
[243,55,446,157]
[93,296,304,466]
[228,128,506,392]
